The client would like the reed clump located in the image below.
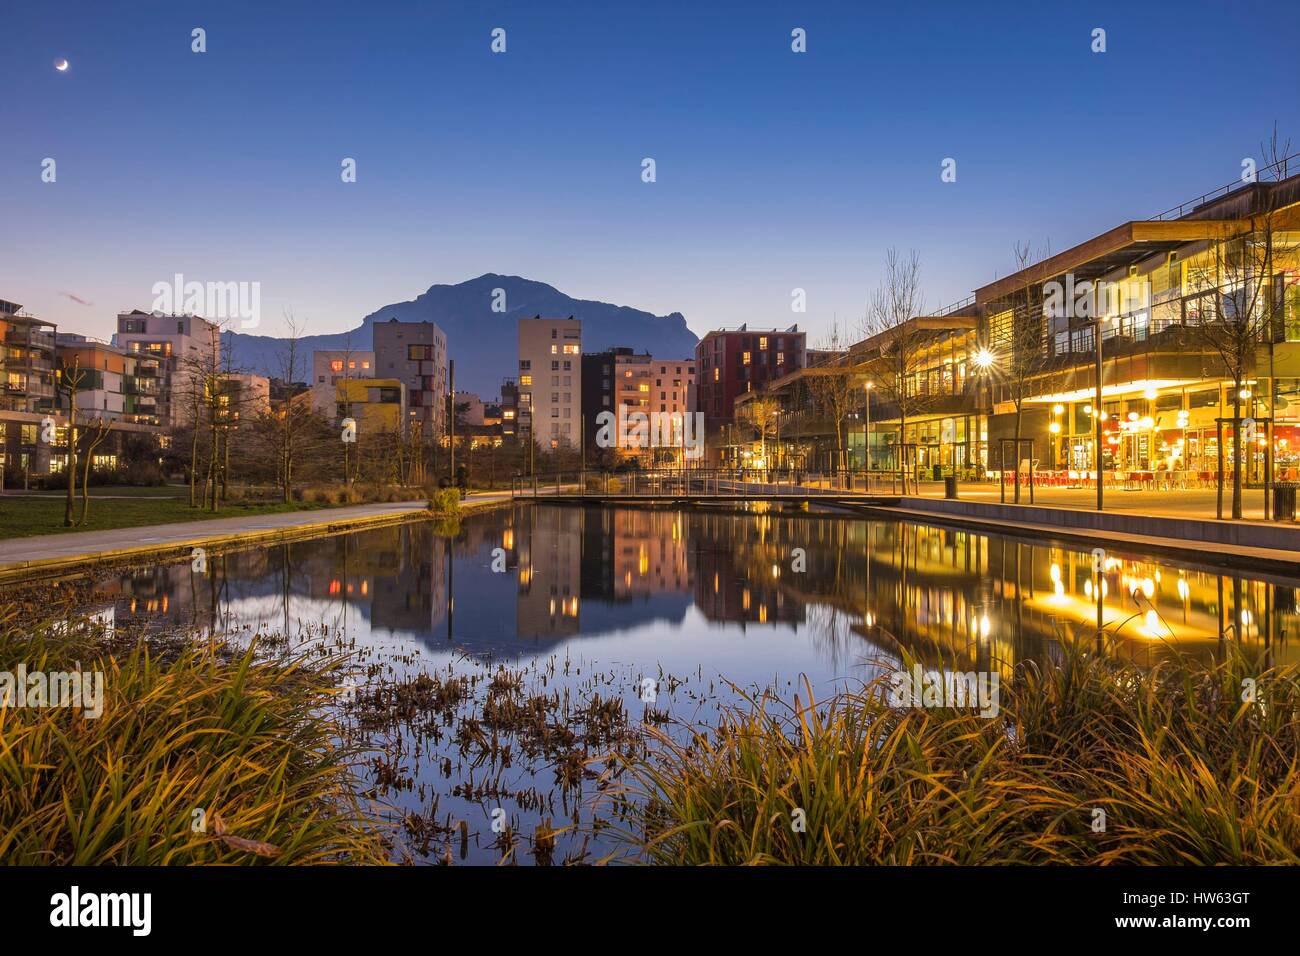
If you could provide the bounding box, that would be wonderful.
[608,645,1300,865]
[0,612,387,864]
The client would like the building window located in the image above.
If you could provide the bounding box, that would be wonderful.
[742,352,752,365]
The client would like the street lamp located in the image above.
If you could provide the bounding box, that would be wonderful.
[863,380,874,478]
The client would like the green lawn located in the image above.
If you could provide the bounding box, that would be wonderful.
[0,496,335,539]
[2,484,190,499]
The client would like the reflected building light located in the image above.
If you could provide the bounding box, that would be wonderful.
[1050,563,1061,584]
[1177,577,1190,601]
[1142,610,1162,637]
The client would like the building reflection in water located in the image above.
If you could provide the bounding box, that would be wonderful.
[78,504,1297,672]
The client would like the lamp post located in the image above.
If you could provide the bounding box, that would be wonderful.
[1094,318,1104,512]
[863,380,874,479]
[972,347,996,480]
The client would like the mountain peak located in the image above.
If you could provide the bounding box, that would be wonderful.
[225,274,699,396]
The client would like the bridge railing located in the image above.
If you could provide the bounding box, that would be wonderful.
[508,469,905,498]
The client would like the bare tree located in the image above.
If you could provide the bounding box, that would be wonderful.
[1003,240,1054,501]
[862,248,927,492]
[274,311,310,503]
[77,418,112,525]
[805,319,856,473]
[54,357,83,527]
[740,396,781,473]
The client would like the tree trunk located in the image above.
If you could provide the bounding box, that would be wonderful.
[64,424,77,528]
[189,408,200,508]
[79,442,94,525]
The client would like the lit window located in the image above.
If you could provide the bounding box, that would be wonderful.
[742,352,752,365]
[759,337,768,350]
[330,360,344,372]
[520,374,532,386]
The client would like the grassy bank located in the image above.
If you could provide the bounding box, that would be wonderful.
[0,497,338,539]
[610,646,1300,865]
[0,613,387,864]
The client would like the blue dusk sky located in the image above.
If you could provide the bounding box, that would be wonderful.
[2,0,1297,345]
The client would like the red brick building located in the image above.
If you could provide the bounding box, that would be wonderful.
[694,325,806,435]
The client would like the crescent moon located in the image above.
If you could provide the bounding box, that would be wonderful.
[55,58,69,71]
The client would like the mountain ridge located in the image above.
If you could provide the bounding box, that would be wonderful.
[222,273,700,396]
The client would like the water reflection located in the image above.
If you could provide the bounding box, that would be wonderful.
[75,503,1297,675]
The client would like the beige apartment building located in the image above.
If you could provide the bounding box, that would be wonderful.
[518,315,582,451]
[114,310,220,427]
[372,319,447,437]
[311,349,375,420]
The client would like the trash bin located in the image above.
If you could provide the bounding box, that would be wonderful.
[944,475,958,499]
[932,464,943,481]
[1274,485,1296,521]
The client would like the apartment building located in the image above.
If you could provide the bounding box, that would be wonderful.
[517,315,581,451]
[336,377,407,434]
[694,325,805,459]
[500,378,520,441]
[581,349,697,461]
[310,349,374,420]
[372,318,447,436]
[224,373,271,418]
[0,300,58,473]
[55,334,161,426]
[114,310,220,426]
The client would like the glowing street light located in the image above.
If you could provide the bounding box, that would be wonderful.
[973,348,996,370]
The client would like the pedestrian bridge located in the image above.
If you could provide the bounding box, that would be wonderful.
[509,470,906,506]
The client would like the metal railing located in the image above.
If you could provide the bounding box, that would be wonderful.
[1151,151,1297,221]
[509,468,910,498]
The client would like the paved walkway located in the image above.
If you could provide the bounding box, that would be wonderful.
[0,493,513,580]
[920,483,1271,521]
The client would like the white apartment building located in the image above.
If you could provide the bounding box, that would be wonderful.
[113,310,220,427]
[518,316,581,451]
[310,349,375,420]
